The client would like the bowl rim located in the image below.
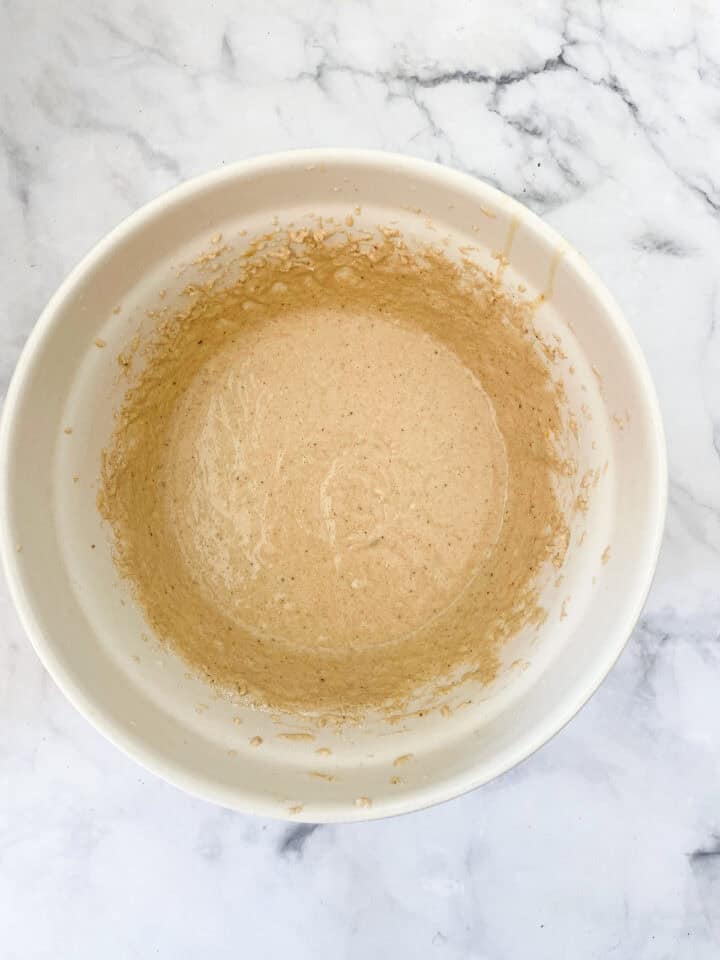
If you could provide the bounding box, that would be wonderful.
[0,149,668,822]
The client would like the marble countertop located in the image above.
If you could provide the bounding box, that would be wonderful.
[2,1,720,956]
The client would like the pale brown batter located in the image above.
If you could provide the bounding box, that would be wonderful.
[99,227,571,717]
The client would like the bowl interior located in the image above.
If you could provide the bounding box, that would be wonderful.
[1,153,665,821]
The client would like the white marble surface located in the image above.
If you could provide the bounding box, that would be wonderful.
[2,1,720,956]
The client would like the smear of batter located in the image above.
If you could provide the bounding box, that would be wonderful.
[99,226,571,718]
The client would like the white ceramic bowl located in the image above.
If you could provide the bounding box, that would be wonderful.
[0,151,666,822]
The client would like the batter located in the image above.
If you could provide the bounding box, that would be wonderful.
[99,227,570,717]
